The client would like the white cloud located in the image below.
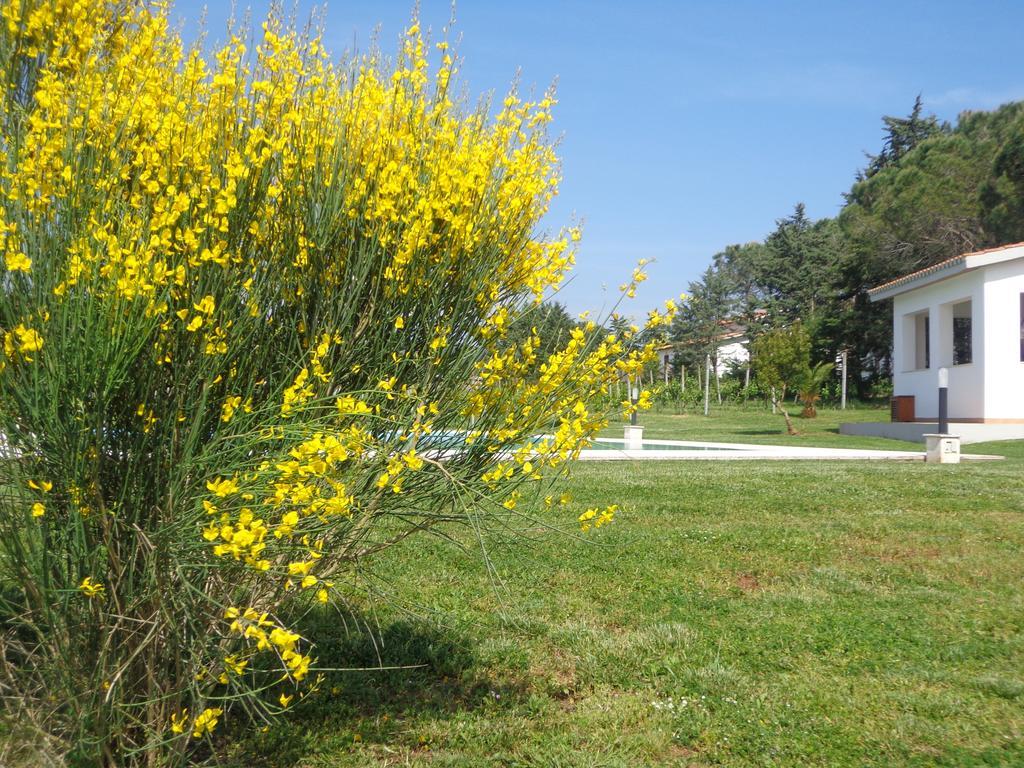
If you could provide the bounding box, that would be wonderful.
[927,86,1024,111]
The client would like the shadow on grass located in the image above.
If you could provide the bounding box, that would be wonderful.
[735,429,787,436]
[226,610,527,767]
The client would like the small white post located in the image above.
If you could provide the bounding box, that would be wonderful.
[703,354,711,416]
[624,423,644,449]
[840,349,848,410]
[625,382,643,448]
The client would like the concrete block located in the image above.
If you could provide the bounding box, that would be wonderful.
[624,425,644,450]
[924,434,961,464]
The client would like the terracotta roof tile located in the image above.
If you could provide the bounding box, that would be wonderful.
[867,241,1024,296]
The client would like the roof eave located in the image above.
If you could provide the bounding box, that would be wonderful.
[867,260,967,302]
[867,243,1024,301]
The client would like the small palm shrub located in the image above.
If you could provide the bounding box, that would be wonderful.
[0,2,661,764]
[797,361,835,418]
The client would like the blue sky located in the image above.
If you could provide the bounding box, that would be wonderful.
[172,0,1024,318]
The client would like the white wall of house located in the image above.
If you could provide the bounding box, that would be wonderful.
[891,258,1024,421]
[892,270,986,420]
[657,338,750,380]
[982,260,1024,420]
[716,340,749,376]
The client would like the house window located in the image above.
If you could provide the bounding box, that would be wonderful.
[952,300,972,365]
[903,310,929,371]
[915,312,930,370]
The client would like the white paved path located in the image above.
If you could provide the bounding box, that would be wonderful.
[578,438,1003,462]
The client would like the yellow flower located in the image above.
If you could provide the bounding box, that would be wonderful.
[31,502,45,517]
[206,477,240,496]
[394,315,404,329]
[136,404,157,432]
[278,692,293,707]
[595,504,618,528]
[193,295,216,315]
[28,479,52,492]
[79,576,105,598]
[15,325,43,354]
[170,709,189,734]
[185,315,203,332]
[221,395,242,422]
[191,707,223,738]
[5,252,30,272]
[336,396,372,416]
[402,450,424,471]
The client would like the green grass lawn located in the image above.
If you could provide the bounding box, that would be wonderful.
[603,403,922,451]
[229,409,1024,767]
[605,403,1014,456]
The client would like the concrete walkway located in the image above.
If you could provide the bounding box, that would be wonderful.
[840,421,1024,445]
[579,437,1003,462]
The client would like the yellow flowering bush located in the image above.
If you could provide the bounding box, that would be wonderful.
[0,1,660,764]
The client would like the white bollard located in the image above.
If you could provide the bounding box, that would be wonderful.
[624,425,644,451]
[924,434,960,464]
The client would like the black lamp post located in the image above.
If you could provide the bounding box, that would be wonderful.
[938,367,949,435]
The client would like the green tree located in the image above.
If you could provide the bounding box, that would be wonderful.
[751,322,812,435]
[862,95,948,178]
[669,266,734,386]
[980,115,1024,242]
[710,241,770,344]
[762,204,844,327]
[504,301,581,369]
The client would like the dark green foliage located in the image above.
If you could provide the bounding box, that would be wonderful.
[762,204,844,325]
[710,242,770,337]
[980,116,1024,243]
[503,301,580,369]
[668,265,735,372]
[861,94,949,179]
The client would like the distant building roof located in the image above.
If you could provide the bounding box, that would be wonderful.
[656,312,764,352]
[868,242,1024,301]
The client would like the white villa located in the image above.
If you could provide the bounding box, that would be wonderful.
[843,241,1024,443]
[656,319,751,381]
